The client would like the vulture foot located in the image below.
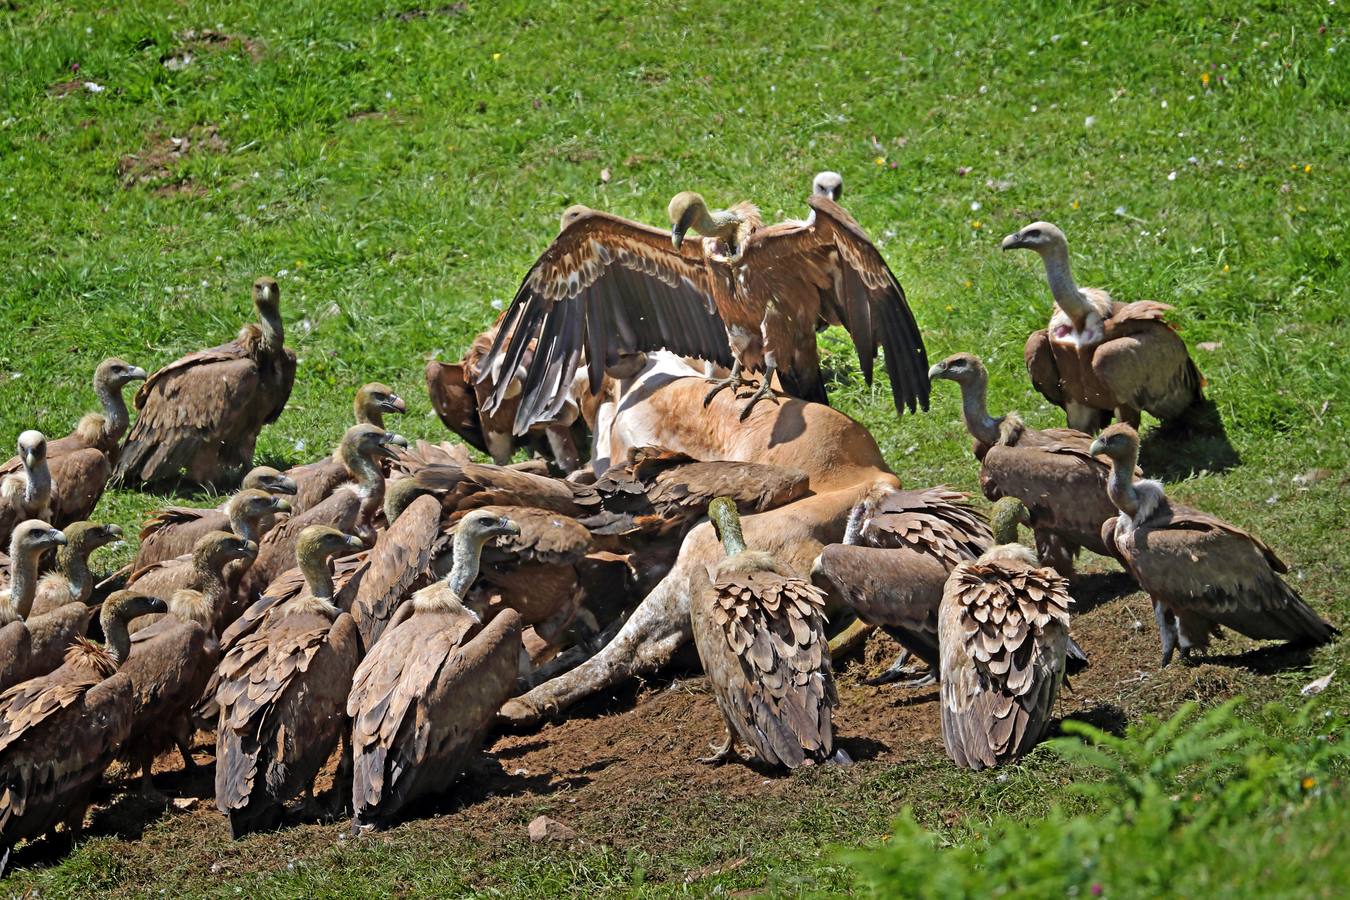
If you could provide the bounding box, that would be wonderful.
[702,362,746,407]
[865,657,937,688]
[826,747,854,766]
[698,727,737,765]
[736,376,781,422]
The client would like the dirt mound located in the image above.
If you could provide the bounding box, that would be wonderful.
[116,126,226,191]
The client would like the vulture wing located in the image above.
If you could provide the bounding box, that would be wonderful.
[857,487,993,568]
[481,210,736,434]
[939,557,1072,769]
[350,494,443,647]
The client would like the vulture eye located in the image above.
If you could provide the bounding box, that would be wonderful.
[1027,229,1041,238]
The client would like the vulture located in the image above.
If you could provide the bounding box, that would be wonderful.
[690,497,839,768]
[284,383,408,515]
[1090,424,1337,664]
[0,431,52,549]
[939,497,1075,770]
[0,591,165,852]
[121,532,257,794]
[1004,222,1203,432]
[0,522,69,692]
[27,521,123,618]
[0,359,147,526]
[811,483,993,687]
[134,468,296,569]
[928,352,1123,574]
[347,479,445,647]
[114,276,297,488]
[235,424,399,615]
[480,175,929,432]
[214,526,365,838]
[426,319,586,472]
[348,510,522,832]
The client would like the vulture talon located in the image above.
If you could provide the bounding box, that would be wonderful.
[736,380,779,422]
[703,370,744,408]
[698,728,737,765]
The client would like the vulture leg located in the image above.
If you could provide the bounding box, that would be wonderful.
[1034,529,1078,578]
[698,722,738,765]
[1115,406,1142,429]
[1155,601,1180,667]
[1065,401,1109,434]
[737,365,782,423]
[702,360,746,407]
[543,426,580,474]
[173,718,198,772]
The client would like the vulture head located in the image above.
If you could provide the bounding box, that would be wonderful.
[1088,422,1141,466]
[231,488,291,524]
[1000,221,1068,255]
[812,171,843,202]
[560,204,592,231]
[62,521,123,560]
[10,519,65,561]
[252,276,281,313]
[340,424,403,466]
[96,357,148,391]
[384,477,433,524]
[242,466,299,495]
[668,191,711,248]
[457,509,521,547]
[16,430,47,471]
[99,591,169,666]
[988,497,1031,546]
[355,383,407,428]
[296,524,366,566]
[927,352,986,387]
[193,530,259,574]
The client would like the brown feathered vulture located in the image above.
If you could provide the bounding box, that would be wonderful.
[0,591,165,853]
[346,479,445,647]
[939,498,1074,770]
[0,359,146,526]
[1090,424,1337,664]
[481,175,929,432]
[0,522,68,693]
[26,521,123,618]
[114,276,297,488]
[0,431,52,550]
[134,469,296,569]
[284,383,408,515]
[120,532,257,794]
[348,510,522,832]
[1003,222,1203,433]
[811,483,993,687]
[928,352,1125,575]
[690,497,840,769]
[214,526,365,838]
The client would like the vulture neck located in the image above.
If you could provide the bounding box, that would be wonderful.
[1106,452,1142,518]
[103,614,133,665]
[445,529,491,602]
[355,398,384,429]
[711,506,748,557]
[347,451,386,528]
[228,506,264,544]
[56,541,95,605]
[256,303,284,354]
[956,374,1001,446]
[21,457,50,512]
[1039,246,1092,329]
[94,373,130,443]
[190,556,230,623]
[299,552,337,607]
[169,590,213,630]
[1,543,42,622]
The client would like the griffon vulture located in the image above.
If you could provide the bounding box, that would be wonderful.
[0,432,52,549]
[284,383,408,515]
[134,469,296,569]
[0,522,68,692]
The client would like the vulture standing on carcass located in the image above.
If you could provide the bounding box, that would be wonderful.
[690,497,840,769]
[25,521,123,618]
[480,174,929,432]
[347,510,523,832]
[284,383,408,515]
[0,522,68,692]
[938,497,1075,770]
[0,431,52,549]
[133,468,296,569]
[0,359,147,526]
[810,483,994,686]
[114,276,297,488]
[120,532,257,795]
[235,424,399,617]
[928,352,1124,574]
[214,526,365,838]
[1090,424,1337,664]
[0,591,165,853]
[1003,221,1203,433]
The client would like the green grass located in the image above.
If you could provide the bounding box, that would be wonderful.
[0,0,1347,894]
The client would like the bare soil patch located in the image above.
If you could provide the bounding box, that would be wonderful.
[116,126,226,192]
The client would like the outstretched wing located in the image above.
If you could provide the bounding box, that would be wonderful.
[482,210,735,434]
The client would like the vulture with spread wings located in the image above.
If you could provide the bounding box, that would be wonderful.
[481,179,929,433]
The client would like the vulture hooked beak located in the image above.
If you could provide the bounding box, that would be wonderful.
[927,361,947,380]
[127,366,148,381]
[372,437,402,460]
[106,524,124,539]
[48,528,68,547]
[1088,437,1108,458]
[272,498,292,514]
[385,394,408,414]
[342,534,366,551]
[1000,230,1026,251]
[272,475,299,495]
[671,224,687,249]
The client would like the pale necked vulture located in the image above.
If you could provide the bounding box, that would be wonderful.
[481,178,929,432]
[134,470,295,569]
[347,479,445,647]
[0,592,164,852]
[690,497,840,769]
[0,522,68,692]
[27,521,123,618]
[0,360,147,526]
[928,352,1124,575]
[1003,222,1203,433]
[121,533,256,794]
[285,383,408,515]
[0,432,52,549]
[1090,424,1337,664]
[114,277,297,488]
[939,498,1075,770]
[214,526,364,837]
[235,425,399,617]
[811,483,993,687]
[348,510,522,832]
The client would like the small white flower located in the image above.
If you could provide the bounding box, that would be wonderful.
[277,268,289,277]
[978,84,988,94]
[490,298,503,310]
[1084,115,1097,127]
[83,81,105,93]
[1114,205,1127,216]
[1160,99,1168,108]
[294,439,307,453]
[970,201,981,211]
[1187,156,1199,165]
[1030,104,1038,112]
[1167,171,1177,181]
[1051,33,1062,42]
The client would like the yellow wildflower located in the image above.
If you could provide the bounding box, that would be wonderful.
[492,52,502,61]
[971,221,982,229]
[1304,164,1312,173]
[1302,776,1316,791]
[874,157,886,166]
[1071,200,1080,210]
[1201,72,1210,86]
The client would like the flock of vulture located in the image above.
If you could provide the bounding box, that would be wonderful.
[0,172,1337,856]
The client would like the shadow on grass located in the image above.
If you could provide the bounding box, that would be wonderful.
[1059,702,1129,738]
[1139,400,1240,480]
[1201,640,1322,675]
[1068,570,1138,615]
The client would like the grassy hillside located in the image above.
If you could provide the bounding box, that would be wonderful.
[0,0,1346,895]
